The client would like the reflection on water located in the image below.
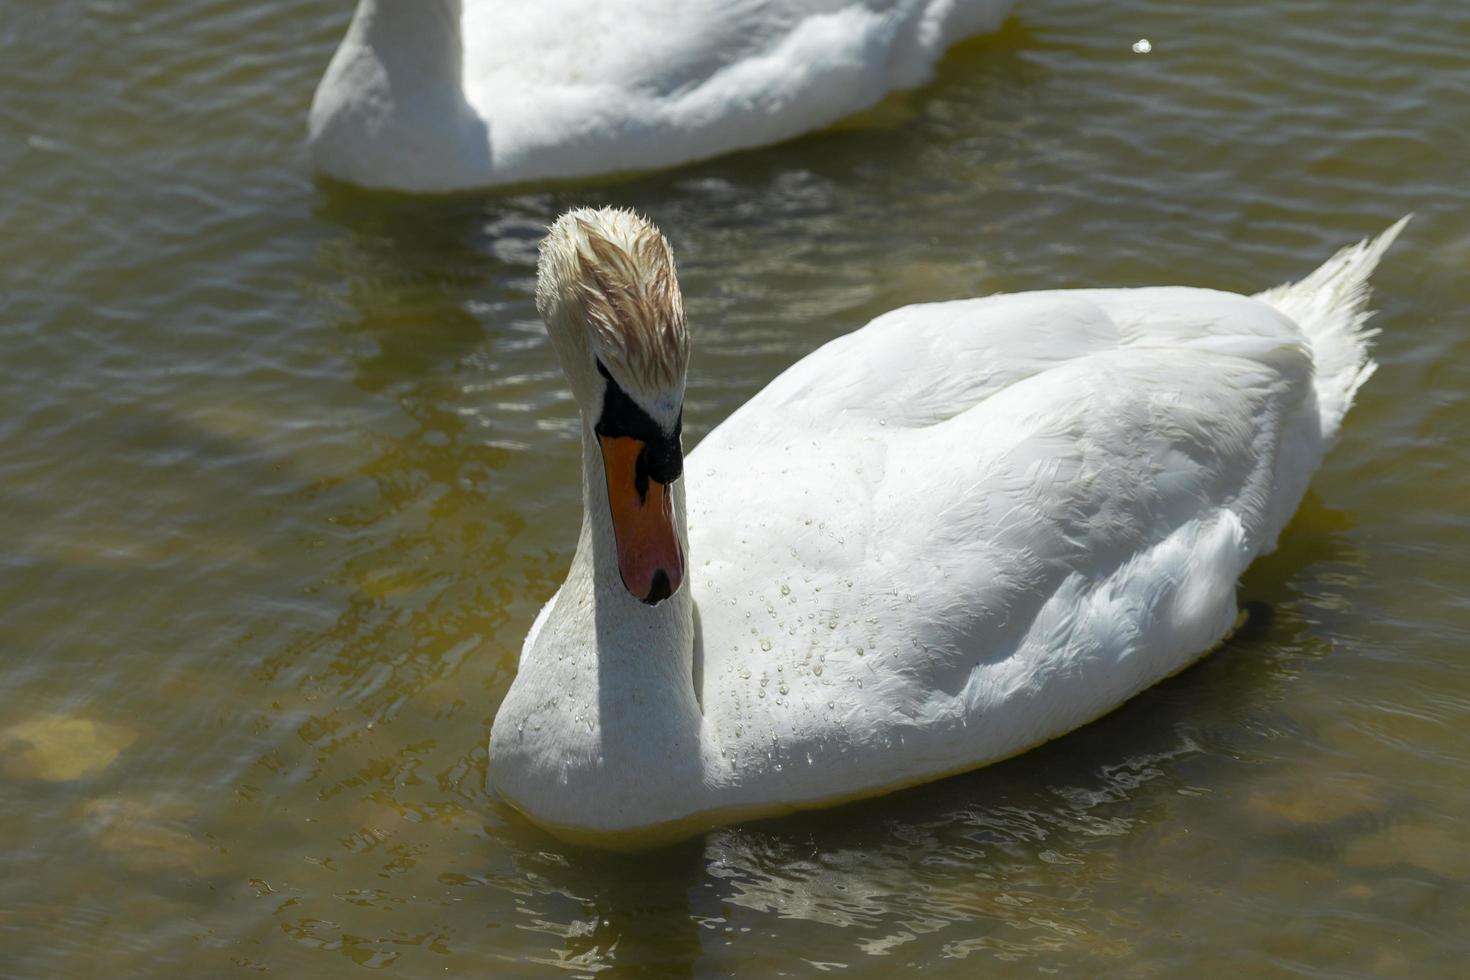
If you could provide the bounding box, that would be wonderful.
[2,0,1469,975]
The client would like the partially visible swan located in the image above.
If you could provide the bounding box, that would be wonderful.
[308,0,1017,192]
[488,208,1407,847]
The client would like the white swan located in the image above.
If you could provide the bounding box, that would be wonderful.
[489,208,1407,846]
[308,0,1016,192]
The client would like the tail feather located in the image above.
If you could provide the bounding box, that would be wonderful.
[1254,216,1410,445]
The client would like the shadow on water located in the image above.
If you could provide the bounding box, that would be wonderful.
[312,187,500,384]
[559,842,709,980]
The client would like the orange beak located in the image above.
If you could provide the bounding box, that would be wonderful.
[598,434,685,604]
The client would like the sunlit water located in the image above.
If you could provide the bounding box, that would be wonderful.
[2,0,1468,975]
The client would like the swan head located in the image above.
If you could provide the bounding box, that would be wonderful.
[537,208,689,606]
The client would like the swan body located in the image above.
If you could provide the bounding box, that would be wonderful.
[308,0,1016,192]
[489,209,1407,846]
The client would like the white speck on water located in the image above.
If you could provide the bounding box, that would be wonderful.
[760,638,772,652]
[1132,38,1152,54]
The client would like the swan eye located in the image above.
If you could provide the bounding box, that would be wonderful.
[593,358,682,476]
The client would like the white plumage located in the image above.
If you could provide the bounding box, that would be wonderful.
[488,213,1407,846]
[308,0,1016,192]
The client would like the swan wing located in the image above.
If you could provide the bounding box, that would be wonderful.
[462,0,1015,178]
[687,289,1319,797]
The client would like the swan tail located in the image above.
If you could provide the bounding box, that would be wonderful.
[1252,215,1410,446]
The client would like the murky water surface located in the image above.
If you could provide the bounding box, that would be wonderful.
[3,0,1468,975]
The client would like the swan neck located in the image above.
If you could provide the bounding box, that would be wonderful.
[487,417,704,832]
[351,0,464,82]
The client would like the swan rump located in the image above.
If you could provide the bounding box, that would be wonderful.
[487,211,1407,846]
[308,0,1018,192]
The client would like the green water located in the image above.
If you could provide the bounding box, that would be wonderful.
[3,0,1468,975]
